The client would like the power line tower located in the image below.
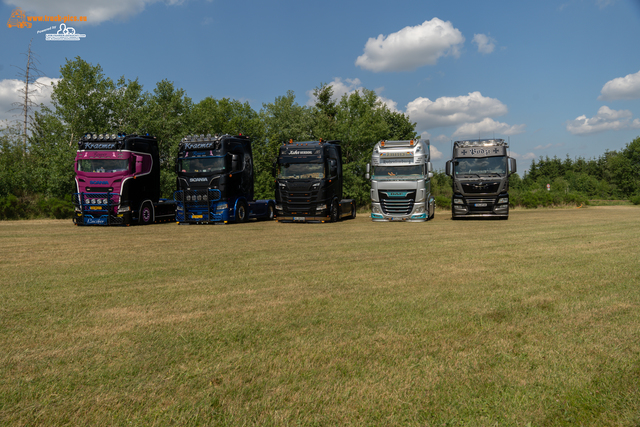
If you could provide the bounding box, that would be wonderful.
[11,38,45,148]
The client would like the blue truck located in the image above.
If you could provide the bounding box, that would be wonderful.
[174,134,275,224]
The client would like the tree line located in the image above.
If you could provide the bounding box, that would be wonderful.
[1,56,639,219]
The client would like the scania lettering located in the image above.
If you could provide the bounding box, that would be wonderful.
[73,133,176,226]
[275,140,356,223]
[366,139,435,222]
[445,138,516,219]
[174,134,275,224]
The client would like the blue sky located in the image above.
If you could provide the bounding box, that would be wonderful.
[2,0,640,171]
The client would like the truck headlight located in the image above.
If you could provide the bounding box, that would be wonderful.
[453,198,463,204]
[372,206,381,214]
[414,206,425,213]
[216,203,228,211]
[316,204,326,211]
[276,204,282,210]
[498,197,508,204]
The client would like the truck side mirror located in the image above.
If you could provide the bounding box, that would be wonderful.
[427,162,434,179]
[365,163,370,180]
[509,157,517,175]
[445,160,451,177]
[135,155,143,175]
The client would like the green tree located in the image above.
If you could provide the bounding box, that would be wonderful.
[256,91,313,199]
[139,79,192,197]
[0,122,30,196]
[50,57,115,143]
[28,108,74,197]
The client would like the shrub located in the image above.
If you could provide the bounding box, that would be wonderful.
[435,195,450,210]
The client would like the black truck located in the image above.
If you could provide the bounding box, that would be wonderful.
[275,139,356,222]
[73,133,176,226]
[445,138,517,219]
[174,134,275,224]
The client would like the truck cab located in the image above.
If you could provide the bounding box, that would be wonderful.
[445,139,517,219]
[73,133,175,226]
[275,140,355,222]
[366,139,435,222]
[174,134,274,223]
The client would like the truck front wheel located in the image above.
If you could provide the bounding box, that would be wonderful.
[330,200,339,222]
[236,201,248,223]
[139,202,154,225]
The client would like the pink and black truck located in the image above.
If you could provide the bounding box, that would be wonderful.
[73,133,175,226]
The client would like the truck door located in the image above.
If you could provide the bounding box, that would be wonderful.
[327,148,340,202]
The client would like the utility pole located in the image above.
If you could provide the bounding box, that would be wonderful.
[11,39,45,148]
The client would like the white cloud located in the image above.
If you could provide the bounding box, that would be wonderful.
[566,105,640,135]
[598,69,640,101]
[452,118,525,138]
[405,91,508,130]
[4,0,185,25]
[511,151,536,160]
[0,77,58,123]
[596,0,615,9]
[472,34,496,54]
[429,143,443,160]
[533,143,563,150]
[355,18,465,72]
[305,78,398,111]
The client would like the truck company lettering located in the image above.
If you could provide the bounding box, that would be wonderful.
[381,152,413,157]
[90,180,108,185]
[287,150,313,155]
[84,143,116,149]
[185,142,214,150]
[189,177,208,182]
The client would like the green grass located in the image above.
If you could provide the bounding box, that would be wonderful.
[1,206,640,426]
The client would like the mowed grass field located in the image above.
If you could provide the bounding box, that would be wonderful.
[1,206,640,426]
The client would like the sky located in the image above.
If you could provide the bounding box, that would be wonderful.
[2,0,640,171]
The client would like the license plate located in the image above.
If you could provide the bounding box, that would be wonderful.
[390,217,404,221]
[90,206,102,210]
[192,214,203,219]
[293,216,305,221]
[475,203,487,207]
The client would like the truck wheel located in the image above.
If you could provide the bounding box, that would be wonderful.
[350,202,356,219]
[267,203,275,220]
[330,200,339,222]
[236,201,248,223]
[139,202,154,225]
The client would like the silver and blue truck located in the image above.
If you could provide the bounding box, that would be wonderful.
[445,138,516,219]
[366,139,435,222]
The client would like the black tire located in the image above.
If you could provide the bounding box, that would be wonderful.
[330,200,339,223]
[139,202,154,225]
[236,201,248,223]
[267,203,275,220]
[350,202,356,219]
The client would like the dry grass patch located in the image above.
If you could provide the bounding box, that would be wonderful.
[1,207,640,425]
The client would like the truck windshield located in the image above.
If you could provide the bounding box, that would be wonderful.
[372,165,423,179]
[454,157,506,175]
[278,163,324,179]
[179,156,225,173]
[78,159,129,173]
